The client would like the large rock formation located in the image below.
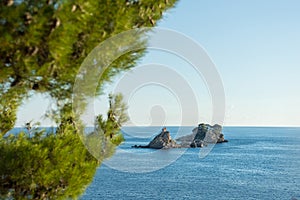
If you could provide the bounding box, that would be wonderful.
[132,124,228,149]
[176,123,228,148]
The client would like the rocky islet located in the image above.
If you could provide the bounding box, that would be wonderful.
[132,123,228,149]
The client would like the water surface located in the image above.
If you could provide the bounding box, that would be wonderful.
[80,126,300,199]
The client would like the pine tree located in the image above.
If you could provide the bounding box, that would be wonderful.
[0,0,178,134]
[0,0,178,199]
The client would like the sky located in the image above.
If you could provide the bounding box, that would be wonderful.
[16,0,300,127]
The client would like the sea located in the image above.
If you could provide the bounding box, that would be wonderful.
[79,126,300,200]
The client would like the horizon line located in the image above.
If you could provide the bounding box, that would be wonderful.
[13,125,300,128]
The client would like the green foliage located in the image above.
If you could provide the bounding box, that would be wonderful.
[0,0,178,125]
[0,94,128,199]
[83,94,127,162]
[0,87,26,137]
[0,130,99,199]
[101,94,128,144]
[0,0,178,199]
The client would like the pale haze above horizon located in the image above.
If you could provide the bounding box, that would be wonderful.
[16,0,300,127]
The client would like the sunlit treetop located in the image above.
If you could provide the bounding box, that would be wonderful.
[0,0,178,133]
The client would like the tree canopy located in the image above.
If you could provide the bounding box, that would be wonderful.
[0,0,178,199]
[0,0,178,134]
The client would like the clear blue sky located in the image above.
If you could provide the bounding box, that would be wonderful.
[16,0,300,127]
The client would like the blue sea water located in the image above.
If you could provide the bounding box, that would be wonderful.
[80,126,300,200]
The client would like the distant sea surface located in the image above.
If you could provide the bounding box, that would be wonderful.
[10,126,300,199]
[79,126,300,200]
